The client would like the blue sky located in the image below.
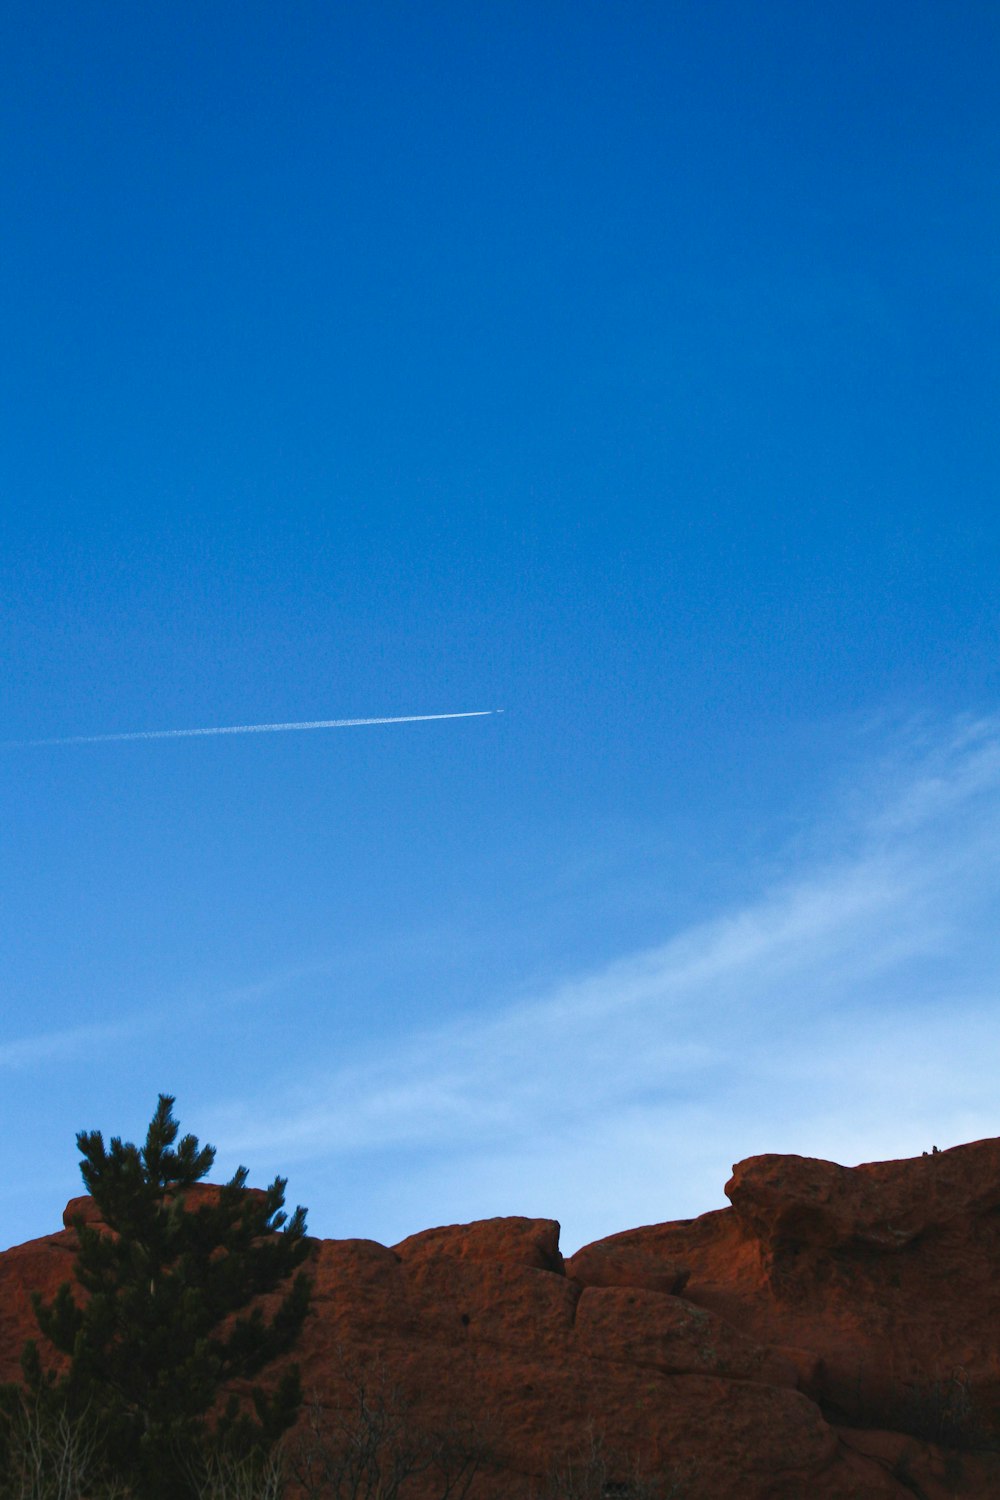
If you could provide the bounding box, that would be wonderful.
[2,2,998,1253]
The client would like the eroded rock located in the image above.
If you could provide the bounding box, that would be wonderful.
[5,1139,1000,1498]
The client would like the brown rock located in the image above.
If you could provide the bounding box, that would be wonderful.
[393,1215,564,1272]
[0,1228,76,1381]
[61,1181,268,1232]
[565,1241,690,1295]
[61,1194,105,1229]
[6,1139,1000,1498]
[573,1285,799,1387]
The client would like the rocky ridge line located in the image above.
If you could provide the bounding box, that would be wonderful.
[4,1139,1000,1498]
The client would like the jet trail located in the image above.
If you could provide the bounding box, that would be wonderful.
[17,710,497,748]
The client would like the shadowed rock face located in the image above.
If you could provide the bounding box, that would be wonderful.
[4,1140,1000,1499]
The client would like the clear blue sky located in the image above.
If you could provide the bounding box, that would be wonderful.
[2,2,999,1253]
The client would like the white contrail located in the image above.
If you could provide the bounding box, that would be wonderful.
[16,710,499,748]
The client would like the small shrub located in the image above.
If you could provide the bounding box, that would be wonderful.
[538,1429,682,1500]
[0,1393,131,1500]
[186,1446,285,1500]
[283,1355,492,1500]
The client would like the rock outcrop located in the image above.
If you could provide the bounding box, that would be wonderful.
[4,1139,1000,1498]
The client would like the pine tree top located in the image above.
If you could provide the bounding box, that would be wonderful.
[25,1094,312,1500]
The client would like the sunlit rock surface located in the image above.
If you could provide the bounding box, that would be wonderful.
[4,1140,1000,1498]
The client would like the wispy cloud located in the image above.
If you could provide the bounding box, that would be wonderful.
[0,1017,146,1070]
[198,716,1000,1248]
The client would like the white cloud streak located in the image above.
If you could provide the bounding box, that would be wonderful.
[13,710,496,748]
[205,715,1000,1249]
[0,1017,148,1070]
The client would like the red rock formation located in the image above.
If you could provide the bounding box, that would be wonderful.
[4,1140,1000,1498]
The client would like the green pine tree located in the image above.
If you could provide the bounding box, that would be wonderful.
[21,1094,312,1498]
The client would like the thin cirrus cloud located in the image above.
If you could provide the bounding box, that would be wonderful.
[0,1016,151,1071]
[206,715,1000,1250]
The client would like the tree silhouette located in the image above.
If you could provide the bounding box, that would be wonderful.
[22,1094,312,1499]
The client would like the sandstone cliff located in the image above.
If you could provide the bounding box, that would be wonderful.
[4,1139,1000,1498]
